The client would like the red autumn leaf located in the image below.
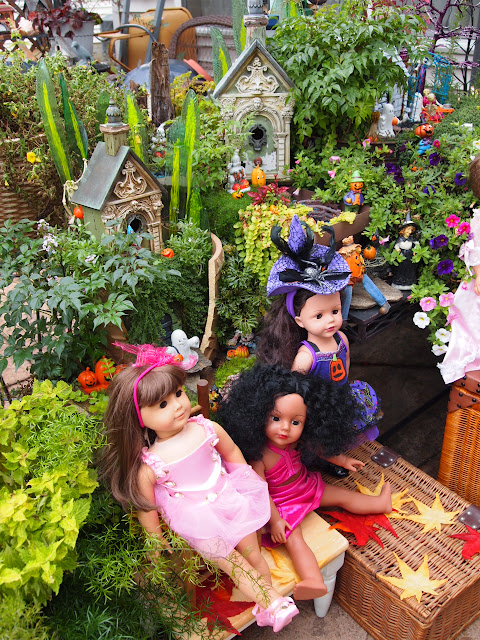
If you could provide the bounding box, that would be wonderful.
[450,525,480,560]
[194,575,253,635]
[323,510,397,547]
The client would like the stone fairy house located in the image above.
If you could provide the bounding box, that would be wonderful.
[212,38,295,180]
[72,100,166,253]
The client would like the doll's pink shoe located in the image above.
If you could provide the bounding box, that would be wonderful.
[252,596,299,632]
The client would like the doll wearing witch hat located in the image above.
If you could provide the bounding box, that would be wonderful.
[257,215,381,461]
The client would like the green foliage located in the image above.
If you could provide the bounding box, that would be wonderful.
[0,380,102,612]
[268,3,426,146]
[127,222,211,344]
[0,219,177,381]
[214,355,257,390]
[59,73,88,162]
[434,93,480,136]
[35,59,73,185]
[232,0,247,55]
[202,190,244,244]
[126,91,148,163]
[216,251,267,343]
[0,593,49,640]
[211,26,232,85]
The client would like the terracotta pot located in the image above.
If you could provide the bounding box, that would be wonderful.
[314,205,371,248]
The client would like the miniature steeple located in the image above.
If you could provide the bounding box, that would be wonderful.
[99,98,130,157]
[244,0,268,47]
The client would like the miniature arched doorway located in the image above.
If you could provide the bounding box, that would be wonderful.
[125,212,150,249]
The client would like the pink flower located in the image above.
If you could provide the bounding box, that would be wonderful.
[445,214,460,228]
[456,221,471,236]
[327,169,336,179]
[287,168,293,173]
[446,311,458,325]
[362,138,371,148]
[295,159,301,164]
[433,139,440,148]
[293,188,300,196]
[379,235,390,245]
[439,292,454,307]
[420,296,437,312]
[329,156,341,163]
[407,295,412,300]
[461,281,469,290]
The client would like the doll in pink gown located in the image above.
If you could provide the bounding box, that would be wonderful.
[219,365,392,601]
[439,210,480,384]
[100,344,299,632]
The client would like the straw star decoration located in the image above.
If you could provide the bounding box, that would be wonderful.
[378,553,447,603]
[354,474,413,518]
[401,493,459,533]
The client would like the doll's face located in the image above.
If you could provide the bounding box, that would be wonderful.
[294,292,343,340]
[265,393,306,449]
[140,386,191,441]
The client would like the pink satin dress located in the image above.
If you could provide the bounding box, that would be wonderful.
[439,211,480,384]
[262,443,325,547]
[141,415,270,559]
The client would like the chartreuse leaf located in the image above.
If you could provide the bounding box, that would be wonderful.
[126,91,147,162]
[59,73,88,161]
[181,89,200,215]
[211,26,232,85]
[95,89,111,133]
[35,59,73,184]
[170,140,181,229]
[232,0,247,55]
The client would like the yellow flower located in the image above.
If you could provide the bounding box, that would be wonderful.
[26,151,37,164]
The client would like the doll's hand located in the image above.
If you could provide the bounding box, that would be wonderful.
[327,453,365,472]
[269,518,292,545]
[474,280,480,296]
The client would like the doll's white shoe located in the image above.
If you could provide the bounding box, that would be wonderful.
[252,596,299,632]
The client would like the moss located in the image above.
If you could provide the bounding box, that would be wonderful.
[202,190,244,244]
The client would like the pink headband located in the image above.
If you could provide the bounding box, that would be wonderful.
[114,342,181,429]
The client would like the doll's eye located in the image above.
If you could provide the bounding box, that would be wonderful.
[175,389,183,397]
[316,313,323,319]
[160,400,167,408]
[271,416,280,422]
[333,309,339,315]
[292,420,300,426]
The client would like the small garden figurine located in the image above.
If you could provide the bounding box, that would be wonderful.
[251,157,266,187]
[343,170,365,208]
[377,103,398,138]
[391,213,420,290]
[415,123,434,156]
[338,236,391,320]
[227,150,250,194]
[168,329,200,369]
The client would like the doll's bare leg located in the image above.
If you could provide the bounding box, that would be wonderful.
[320,482,392,514]
[284,526,327,600]
[216,549,281,609]
[236,532,272,585]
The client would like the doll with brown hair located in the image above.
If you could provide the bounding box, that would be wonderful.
[257,216,381,457]
[219,365,392,601]
[99,344,299,632]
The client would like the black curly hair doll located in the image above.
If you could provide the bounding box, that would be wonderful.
[218,364,360,464]
[218,364,392,602]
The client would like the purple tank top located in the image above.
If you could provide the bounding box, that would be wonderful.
[300,333,348,386]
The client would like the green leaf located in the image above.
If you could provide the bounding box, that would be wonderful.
[126,91,147,162]
[59,73,88,161]
[211,27,232,85]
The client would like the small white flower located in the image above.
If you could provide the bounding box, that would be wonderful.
[472,140,480,151]
[432,343,448,356]
[85,254,98,264]
[413,311,431,329]
[435,328,451,343]
[42,234,58,254]
[18,17,33,33]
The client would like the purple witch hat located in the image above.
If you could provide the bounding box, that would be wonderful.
[267,215,351,316]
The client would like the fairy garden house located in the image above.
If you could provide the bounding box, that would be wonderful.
[212,38,295,180]
[71,100,165,252]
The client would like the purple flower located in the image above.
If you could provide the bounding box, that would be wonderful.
[385,161,404,184]
[454,172,467,186]
[429,152,441,166]
[398,143,407,153]
[429,234,448,249]
[437,259,454,275]
[423,185,436,195]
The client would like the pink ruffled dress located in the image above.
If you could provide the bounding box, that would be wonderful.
[262,443,325,548]
[438,210,480,384]
[141,415,270,559]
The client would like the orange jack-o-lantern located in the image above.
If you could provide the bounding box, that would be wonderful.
[232,190,244,199]
[227,349,237,359]
[414,123,434,138]
[95,356,115,386]
[329,355,346,382]
[235,345,249,358]
[78,367,99,393]
[350,181,363,193]
[363,245,377,260]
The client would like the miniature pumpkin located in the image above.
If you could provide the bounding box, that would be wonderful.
[414,123,434,138]
[161,248,175,258]
[227,349,237,359]
[95,356,115,386]
[363,245,377,260]
[251,166,266,187]
[269,205,279,214]
[78,367,99,393]
[329,355,346,382]
[73,205,83,219]
[232,190,244,199]
[173,353,184,363]
[235,345,249,358]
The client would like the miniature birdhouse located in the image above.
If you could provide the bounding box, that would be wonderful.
[212,39,295,180]
[71,100,166,252]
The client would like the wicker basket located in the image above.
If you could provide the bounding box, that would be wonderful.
[438,376,480,507]
[0,137,45,226]
[321,440,480,640]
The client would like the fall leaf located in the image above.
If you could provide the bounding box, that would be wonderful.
[450,525,480,560]
[194,575,253,635]
[354,475,413,518]
[378,553,447,603]
[401,493,459,533]
[324,510,397,547]
[268,547,300,585]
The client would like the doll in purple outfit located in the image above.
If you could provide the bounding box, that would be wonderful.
[219,365,392,601]
[257,216,382,466]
